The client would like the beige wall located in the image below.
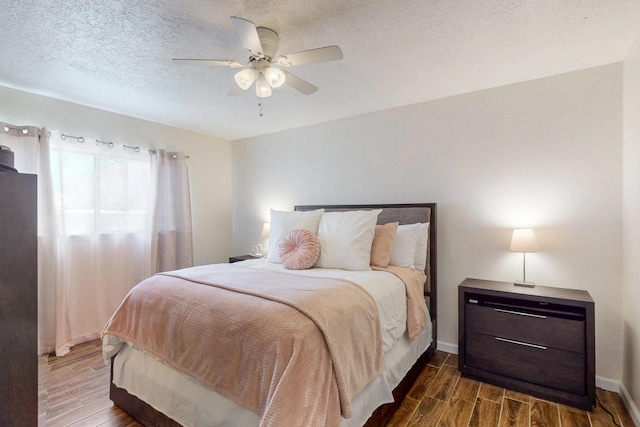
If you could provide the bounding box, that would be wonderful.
[0,85,233,266]
[623,32,640,421]
[233,64,624,380]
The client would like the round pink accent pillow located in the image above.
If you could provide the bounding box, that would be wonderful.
[278,229,320,270]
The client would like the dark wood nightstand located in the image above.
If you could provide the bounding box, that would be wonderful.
[458,278,595,410]
[229,254,257,263]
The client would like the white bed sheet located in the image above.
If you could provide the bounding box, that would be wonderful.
[237,258,410,354]
[107,260,432,426]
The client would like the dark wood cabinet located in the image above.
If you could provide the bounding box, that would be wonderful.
[0,172,38,426]
[458,278,595,410]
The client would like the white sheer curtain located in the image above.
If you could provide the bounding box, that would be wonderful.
[5,126,194,356]
[47,136,152,355]
[147,149,193,274]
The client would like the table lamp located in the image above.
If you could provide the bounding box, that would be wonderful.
[509,228,539,288]
[262,222,270,255]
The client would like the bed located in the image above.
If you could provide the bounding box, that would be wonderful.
[103,203,437,426]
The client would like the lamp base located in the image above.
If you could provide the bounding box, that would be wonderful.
[514,280,535,288]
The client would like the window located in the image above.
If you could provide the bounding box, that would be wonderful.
[50,142,150,235]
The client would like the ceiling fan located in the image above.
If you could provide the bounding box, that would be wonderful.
[173,16,343,99]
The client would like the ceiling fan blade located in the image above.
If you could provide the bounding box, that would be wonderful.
[282,70,318,95]
[276,46,343,67]
[228,84,245,96]
[172,59,246,68]
[230,16,264,57]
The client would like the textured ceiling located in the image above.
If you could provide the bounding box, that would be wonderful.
[2,0,640,141]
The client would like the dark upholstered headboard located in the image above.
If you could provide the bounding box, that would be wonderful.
[294,203,437,338]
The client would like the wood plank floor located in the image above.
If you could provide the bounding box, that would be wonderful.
[39,341,635,427]
[387,351,636,427]
[38,340,141,427]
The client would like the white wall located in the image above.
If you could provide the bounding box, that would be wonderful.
[623,33,640,417]
[233,64,623,380]
[0,85,233,266]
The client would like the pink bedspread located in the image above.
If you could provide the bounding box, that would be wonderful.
[372,265,428,339]
[103,264,383,427]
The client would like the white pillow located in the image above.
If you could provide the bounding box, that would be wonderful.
[315,209,382,271]
[414,222,430,272]
[267,209,324,264]
[389,223,421,269]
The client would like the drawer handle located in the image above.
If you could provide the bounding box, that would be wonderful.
[494,308,546,319]
[495,337,547,350]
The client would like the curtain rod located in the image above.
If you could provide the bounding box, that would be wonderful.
[148,149,190,159]
[2,125,189,159]
[2,124,50,137]
[57,131,189,158]
[3,125,29,135]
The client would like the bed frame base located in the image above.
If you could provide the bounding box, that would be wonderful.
[110,341,436,427]
[363,341,436,426]
[110,358,181,426]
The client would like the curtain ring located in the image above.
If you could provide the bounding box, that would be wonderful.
[96,139,115,148]
[3,125,29,135]
[61,134,85,143]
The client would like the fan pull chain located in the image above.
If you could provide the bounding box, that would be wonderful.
[258,99,264,117]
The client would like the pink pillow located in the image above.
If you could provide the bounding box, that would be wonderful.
[370,222,399,267]
[278,229,320,270]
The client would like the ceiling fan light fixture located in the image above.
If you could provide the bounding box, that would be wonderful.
[256,74,272,98]
[234,68,256,90]
[264,67,286,88]
[174,16,343,105]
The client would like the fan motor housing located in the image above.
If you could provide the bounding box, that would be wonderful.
[256,27,279,60]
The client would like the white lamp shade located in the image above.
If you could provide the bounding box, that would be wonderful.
[261,222,270,238]
[264,67,285,88]
[234,68,256,90]
[255,74,272,97]
[509,229,539,253]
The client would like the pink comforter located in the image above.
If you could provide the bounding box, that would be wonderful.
[103,264,383,427]
[372,265,428,339]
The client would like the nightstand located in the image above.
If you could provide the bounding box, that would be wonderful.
[458,278,595,410]
[228,254,257,263]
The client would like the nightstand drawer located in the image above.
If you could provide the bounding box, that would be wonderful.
[466,304,585,353]
[466,331,585,395]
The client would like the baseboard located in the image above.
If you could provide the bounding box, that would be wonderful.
[437,340,458,355]
[595,375,621,392]
[619,381,640,427]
